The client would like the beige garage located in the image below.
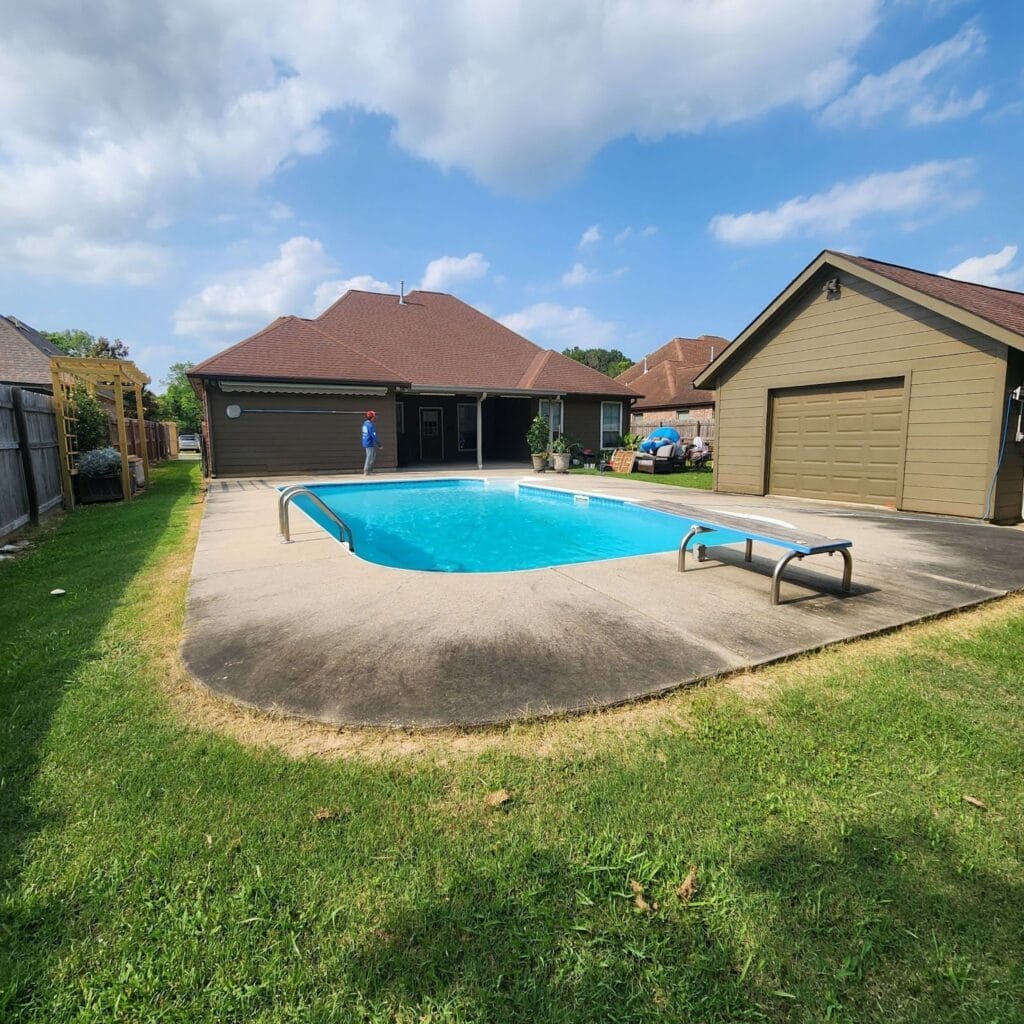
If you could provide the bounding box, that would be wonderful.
[695,251,1024,524]
[768,378,905,506]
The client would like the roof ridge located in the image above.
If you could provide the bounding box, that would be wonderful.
[301,318,406,379]
[517,349,554,390]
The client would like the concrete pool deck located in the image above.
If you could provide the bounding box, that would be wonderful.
[182,470,1024,728]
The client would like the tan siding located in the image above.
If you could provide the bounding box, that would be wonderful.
[713,271,1007,518]
[207,387,397,476]
[993,347,1024,523]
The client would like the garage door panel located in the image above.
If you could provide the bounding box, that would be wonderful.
[769,378,904,506]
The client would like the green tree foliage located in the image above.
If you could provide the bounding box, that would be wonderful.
[45,328,130,360]
[157,362,203,434]
[71,384,111,453]
[561,346,632,378]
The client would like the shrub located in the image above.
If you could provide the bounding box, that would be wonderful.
[71,385,110,453]
[551,434,575,454]
[77,447,122,478]
[526,415,550,455]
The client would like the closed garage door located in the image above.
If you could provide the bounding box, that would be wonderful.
[769,378,904,506]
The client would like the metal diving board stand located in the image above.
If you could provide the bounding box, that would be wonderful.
[643,501,854,606]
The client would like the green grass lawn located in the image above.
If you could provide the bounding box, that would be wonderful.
[570,466,714,490]
[2,460,1023,1022]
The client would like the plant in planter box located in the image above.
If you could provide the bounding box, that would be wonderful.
[75,447,123,503]
[71,385,111,452]
[526,414,550,472]
[550,434,575,473]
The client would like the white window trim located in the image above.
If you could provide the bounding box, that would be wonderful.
[600,401,622,448]
[456,401,477,452]
[539,398,564,438]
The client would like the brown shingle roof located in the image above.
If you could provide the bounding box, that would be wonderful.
[190,315,409,384]
[843,254,1024,339]
[0,315,61,388]
[615,335,728,411]
[192,290,638,398]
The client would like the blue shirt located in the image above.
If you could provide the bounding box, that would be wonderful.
[361,419,379,448]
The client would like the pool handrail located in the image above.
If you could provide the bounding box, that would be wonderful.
[278,486,355,550]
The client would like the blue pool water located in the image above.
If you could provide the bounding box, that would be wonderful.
[288,479,744,573]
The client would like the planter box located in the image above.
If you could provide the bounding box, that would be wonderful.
[74,473,123,504]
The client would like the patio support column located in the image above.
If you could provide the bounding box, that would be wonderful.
[476,392,486,470]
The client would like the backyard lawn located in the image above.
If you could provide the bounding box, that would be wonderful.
[2,460,1023,1023]
[570,466,714,490]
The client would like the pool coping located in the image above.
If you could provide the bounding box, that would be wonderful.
[183,469,1024,729]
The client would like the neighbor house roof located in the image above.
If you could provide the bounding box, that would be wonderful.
[0,315,62,388]
[191,290,639,398]
[615,335,728,411]
[695,250,1024,389]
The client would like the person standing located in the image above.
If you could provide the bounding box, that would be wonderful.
[361,410,382,475]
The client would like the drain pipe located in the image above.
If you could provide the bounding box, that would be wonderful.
[477,392,487,470]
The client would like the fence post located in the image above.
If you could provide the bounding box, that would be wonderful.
[11,387,41,526]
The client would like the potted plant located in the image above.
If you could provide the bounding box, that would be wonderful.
[75,447,123,503]
[551,434,574,473]
[526,414,550,472]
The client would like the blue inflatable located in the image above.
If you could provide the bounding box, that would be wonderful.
[639,427,680,453]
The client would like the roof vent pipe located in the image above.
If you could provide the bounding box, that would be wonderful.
[643,356,648,374]
[399,281,405,305]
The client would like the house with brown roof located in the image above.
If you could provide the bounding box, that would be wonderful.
[694,250,1024,524]
[615,335,728,434]
[0,315,62,392]
[189,289,640,476]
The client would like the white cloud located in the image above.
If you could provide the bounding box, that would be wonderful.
[9,226,170,285]
[579,224,602,248]
[709,160,975,245]
[562,262,627,286]
[500,302,618,348]
[313,275,394,313]
[615,225,658,243]
[268,202,294,221]
[3,0,881,282]
[820,24,987,127]
[173,236,335,336]
[941,245,1024,289]
[562,262,598,286]
[419,252,489,291]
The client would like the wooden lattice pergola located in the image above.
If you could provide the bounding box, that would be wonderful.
[50,356,151,510]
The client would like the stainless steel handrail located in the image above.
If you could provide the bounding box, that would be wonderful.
[279,487,355,550]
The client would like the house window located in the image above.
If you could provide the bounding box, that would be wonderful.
[396,402,405,434]
[539,399,563,438]
[675,408,690,418]
[601,402,622,448]
[457,402,477,452]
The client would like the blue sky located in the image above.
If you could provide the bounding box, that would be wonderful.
[3,0,1023,390]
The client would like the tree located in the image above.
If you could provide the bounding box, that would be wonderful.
[157,362,203,434]
[561,347,632,378]
[45,328,130,360]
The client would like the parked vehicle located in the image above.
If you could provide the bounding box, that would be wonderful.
[178,433,201,452]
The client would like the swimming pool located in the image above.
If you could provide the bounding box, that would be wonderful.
[286,479,744,573]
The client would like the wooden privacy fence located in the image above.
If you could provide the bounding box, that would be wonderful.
[0,385,64,538]
[629,415,716,442]
[117,416,176,463]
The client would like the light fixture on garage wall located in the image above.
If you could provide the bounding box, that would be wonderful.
[823,276,842,301]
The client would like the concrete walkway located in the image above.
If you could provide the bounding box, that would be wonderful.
[182,469,1024,728]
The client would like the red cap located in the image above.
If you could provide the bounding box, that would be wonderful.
[366,410,375,419]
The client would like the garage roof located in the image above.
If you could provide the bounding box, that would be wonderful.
[696,250,1024,388]
[191,290,639,399]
